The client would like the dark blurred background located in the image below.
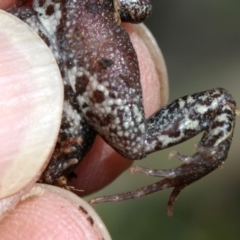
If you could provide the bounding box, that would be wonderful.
[86,1,240,239]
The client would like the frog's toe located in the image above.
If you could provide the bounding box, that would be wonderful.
[168,150,193,163]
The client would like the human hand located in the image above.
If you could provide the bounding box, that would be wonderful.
[0,1,168,239]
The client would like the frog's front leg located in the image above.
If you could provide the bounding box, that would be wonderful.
[90,88,237,215]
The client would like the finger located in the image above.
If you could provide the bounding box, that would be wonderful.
[0,185,110,240]
[73,23,169,195]
[0,11,62,204]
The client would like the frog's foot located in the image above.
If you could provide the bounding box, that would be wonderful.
[89,143,229,216]
[54,176,84,192]
[39,137,84,185]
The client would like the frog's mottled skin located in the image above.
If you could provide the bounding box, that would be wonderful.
[9,0,237,214]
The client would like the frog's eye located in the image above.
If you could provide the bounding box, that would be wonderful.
[116,0,152,23]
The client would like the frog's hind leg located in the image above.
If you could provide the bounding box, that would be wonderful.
[90,88,237,215]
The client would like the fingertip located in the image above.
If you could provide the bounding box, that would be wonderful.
[0,185,111,240]
[123,23,168,117]
[0,11,63,199]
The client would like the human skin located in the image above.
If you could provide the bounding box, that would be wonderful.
[0,1,167,238]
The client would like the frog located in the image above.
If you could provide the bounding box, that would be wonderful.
[8,0,238,215]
